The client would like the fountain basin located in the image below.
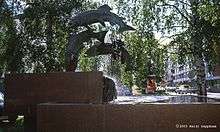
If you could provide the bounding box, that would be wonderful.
[37,103,220,132]
[112,95,220,104]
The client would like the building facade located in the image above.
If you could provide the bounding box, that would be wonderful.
[165,59,220,91]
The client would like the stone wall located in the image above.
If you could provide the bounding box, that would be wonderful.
[4,72,103,117]
[37,103,220,132]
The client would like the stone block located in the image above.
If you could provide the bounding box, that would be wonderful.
[4,72,103,116]
[37,103,104,132]
[37,103,220,132]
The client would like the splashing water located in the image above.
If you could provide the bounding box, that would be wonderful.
[103,75,132,96]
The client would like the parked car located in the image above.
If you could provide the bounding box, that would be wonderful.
[156,86,166,92]
[209,84,220,93]
[175,85,197,94]
[165,86,177,92]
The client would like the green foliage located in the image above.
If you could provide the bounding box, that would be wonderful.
[0,31,7,72]
[121,32,167,89]
[108,0,168,90]
[0,0,25,73]
[1,0,218,96]
[0,0,98,73]
[156,0,219,67]
[197,1,220,65]
[111,0,219,95]
[137,0,220,95]
[19,0,86,72]
[78,48,101,72]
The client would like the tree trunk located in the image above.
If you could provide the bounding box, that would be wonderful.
[192,40,207,97]
[45,12,55,72]
[194,54,207,96]
[190,0,207,96]
[5,17,19,73]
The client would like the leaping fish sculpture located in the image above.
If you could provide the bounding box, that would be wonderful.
[85,40,132,71]
[71,4,135,32]
[66,30,108,71]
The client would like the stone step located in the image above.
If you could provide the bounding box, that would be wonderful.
[37,103,220,132]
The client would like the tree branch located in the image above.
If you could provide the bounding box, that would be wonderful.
[0,0,3,8]
[167,51,193,55]
[179,0,191,7]
[181,4,191,18]
[162,25,189,29]
[158,32,187,40]
[161,3,193,26]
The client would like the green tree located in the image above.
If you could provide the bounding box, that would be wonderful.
[122,32,167,89]
[0,0,24,73]
[152,0,220,96]
[78,48,101,72]
[0,0,99,73]
[108,0,168,90]
[19,0,85,72]
[116,0,220,96]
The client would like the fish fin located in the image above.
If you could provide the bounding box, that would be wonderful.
[118,25,135,32]
[96,31,108,43]
[85,45,100,57]
[85,25,93,31]
[100,21,106,27]
[119,17,126,20]
[98,4,112,12]
[121,48,129,64]
[110,21,116,26]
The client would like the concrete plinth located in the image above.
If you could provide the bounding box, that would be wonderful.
[37,103,220,132]
[4,72,103,117]
[37,103,104,132]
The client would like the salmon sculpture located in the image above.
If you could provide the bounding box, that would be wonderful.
[66,4,135,72]
[66,30,108,71]
[85,40,132,71]
[71,4,135,32]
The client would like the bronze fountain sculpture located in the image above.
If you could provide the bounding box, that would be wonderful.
[66,4,135,72]
[66,4,135,102]
[70,5,135,32]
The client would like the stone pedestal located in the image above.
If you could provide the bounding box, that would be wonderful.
[37,103,220,132]
[5,72,103,117]
[4,72,104,131]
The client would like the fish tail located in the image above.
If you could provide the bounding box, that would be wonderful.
[119,25,135,32]
[98,5,112,12]
[96,31,108,43]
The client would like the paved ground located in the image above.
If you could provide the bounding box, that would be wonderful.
[113,95,172,104]
[113,92,220,104]
[167,92,220,99]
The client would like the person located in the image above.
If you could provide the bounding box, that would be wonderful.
[147,79,156,93]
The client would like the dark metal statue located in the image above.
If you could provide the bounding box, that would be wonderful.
[103,76,117,103]
[66,30,107,71]
[66,5,135,72]
[85,40,133,102]
[66,5,135,102]
[85,39,131,65]
[71,4,135,32]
